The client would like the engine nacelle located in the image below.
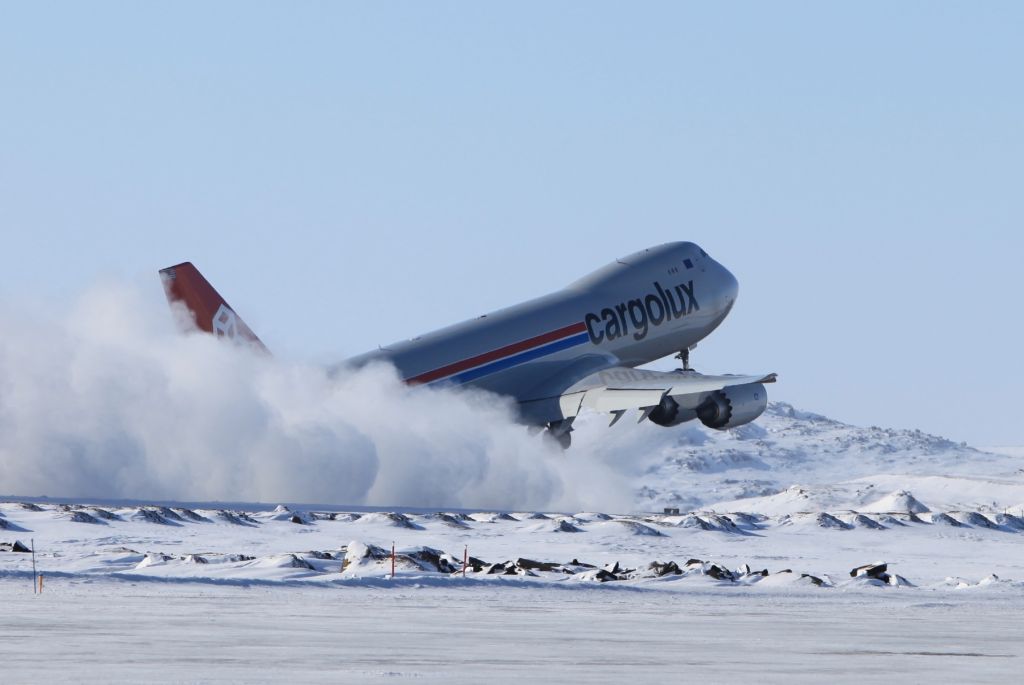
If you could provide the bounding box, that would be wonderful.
[696,383,768,430]
[646,394,694,428]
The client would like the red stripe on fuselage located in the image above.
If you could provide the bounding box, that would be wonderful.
[407,321,588,385]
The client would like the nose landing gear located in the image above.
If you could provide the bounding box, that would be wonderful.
[675,345,698,373]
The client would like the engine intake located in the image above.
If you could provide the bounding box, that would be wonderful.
[696,383,768,430]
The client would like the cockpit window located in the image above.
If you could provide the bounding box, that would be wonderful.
[683,258,694,269]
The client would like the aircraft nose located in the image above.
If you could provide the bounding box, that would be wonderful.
[719,263,739,306]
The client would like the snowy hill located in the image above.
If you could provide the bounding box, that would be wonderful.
[573,401,1023,513]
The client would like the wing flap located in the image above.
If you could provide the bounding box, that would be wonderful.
[558,367,776,419]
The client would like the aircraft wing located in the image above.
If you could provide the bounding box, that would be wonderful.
[555,366,777,420]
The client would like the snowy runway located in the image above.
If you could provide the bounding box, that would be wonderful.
[2,581,1019,683]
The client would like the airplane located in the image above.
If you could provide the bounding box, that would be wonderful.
[159,242,776,448]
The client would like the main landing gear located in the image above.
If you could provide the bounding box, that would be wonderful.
[545,418,574,450]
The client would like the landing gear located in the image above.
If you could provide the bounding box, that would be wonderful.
[545,418,574,450]
[675,347,694,372]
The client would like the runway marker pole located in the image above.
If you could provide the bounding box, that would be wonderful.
[391,542,395,578]
[31,538,37,595]
[38,575,43,594]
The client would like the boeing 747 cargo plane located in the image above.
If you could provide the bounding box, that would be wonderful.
[160,242,776,448]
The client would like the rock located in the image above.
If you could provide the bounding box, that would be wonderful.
[17,502,43,512]
[678,515,715,530]
[216,510,260,526]
[957,512,998,528]
[132,508,175,525]
[69,511,104,524]
[428,513,470,529]
[404,547,459,573]
[816,513,853,530]
[705,563,736,581]
[649,561,682,577]
[800,573,825,586]
[0,540,32,553]
[930,513,964,527]
[174,508,210,522]
[850,562,888,579]
[554,519,582,533]
[89,507,121,521]
[516,558,560,572]
[358,512,421,529]
[994,513,1024,530]
[851,514,886,530]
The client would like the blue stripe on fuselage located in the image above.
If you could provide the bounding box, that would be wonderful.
[445,332,590,385]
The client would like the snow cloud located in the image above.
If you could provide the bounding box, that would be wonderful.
[0,283,629,511]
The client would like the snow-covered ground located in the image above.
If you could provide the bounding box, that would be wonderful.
[3,581,1021,683]
[3,403,1023,681]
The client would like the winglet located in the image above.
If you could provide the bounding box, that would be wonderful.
[159,262,268,352]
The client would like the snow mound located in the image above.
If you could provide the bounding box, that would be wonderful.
[358,512,422,529]
[596,520,665,537]
[863,490,930,514]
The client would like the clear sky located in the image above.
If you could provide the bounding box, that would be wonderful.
[1,3,1021,446]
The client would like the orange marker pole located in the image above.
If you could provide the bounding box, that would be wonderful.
[38,575,43,594]
[463,545,468,578]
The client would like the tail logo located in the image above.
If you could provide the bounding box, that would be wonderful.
[213,304,239,340]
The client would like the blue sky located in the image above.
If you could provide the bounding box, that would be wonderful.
[1,3,1021,446]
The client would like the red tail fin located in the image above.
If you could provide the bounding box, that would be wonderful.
[159,262,268,352]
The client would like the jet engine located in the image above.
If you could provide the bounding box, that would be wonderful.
[695,383,768,430]
[647,382,768,430]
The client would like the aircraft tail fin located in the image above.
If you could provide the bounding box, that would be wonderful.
[159,262,268,352]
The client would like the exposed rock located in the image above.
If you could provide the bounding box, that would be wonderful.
[678,515,714,531]
[215,510,260,527]
[174,508,210,522]
[705,563,736,581]
[131,508,176,526]
[648,561,682,577]
[930,513,964,527]
[155,506,185,522]
[69,511,104,524]
[89,508,121,521]
[516,558,561,572]
[554,519,582,533]
[850,562,888,579]
[816,513,853,530]
[994,513,1024,530]
[403,547,460,573]
[358,512,421,529]
[427,513,470,529]
[17,502,43,512]
[0,540,31,553]
[956,512,998,528]
[851,514,886,530]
